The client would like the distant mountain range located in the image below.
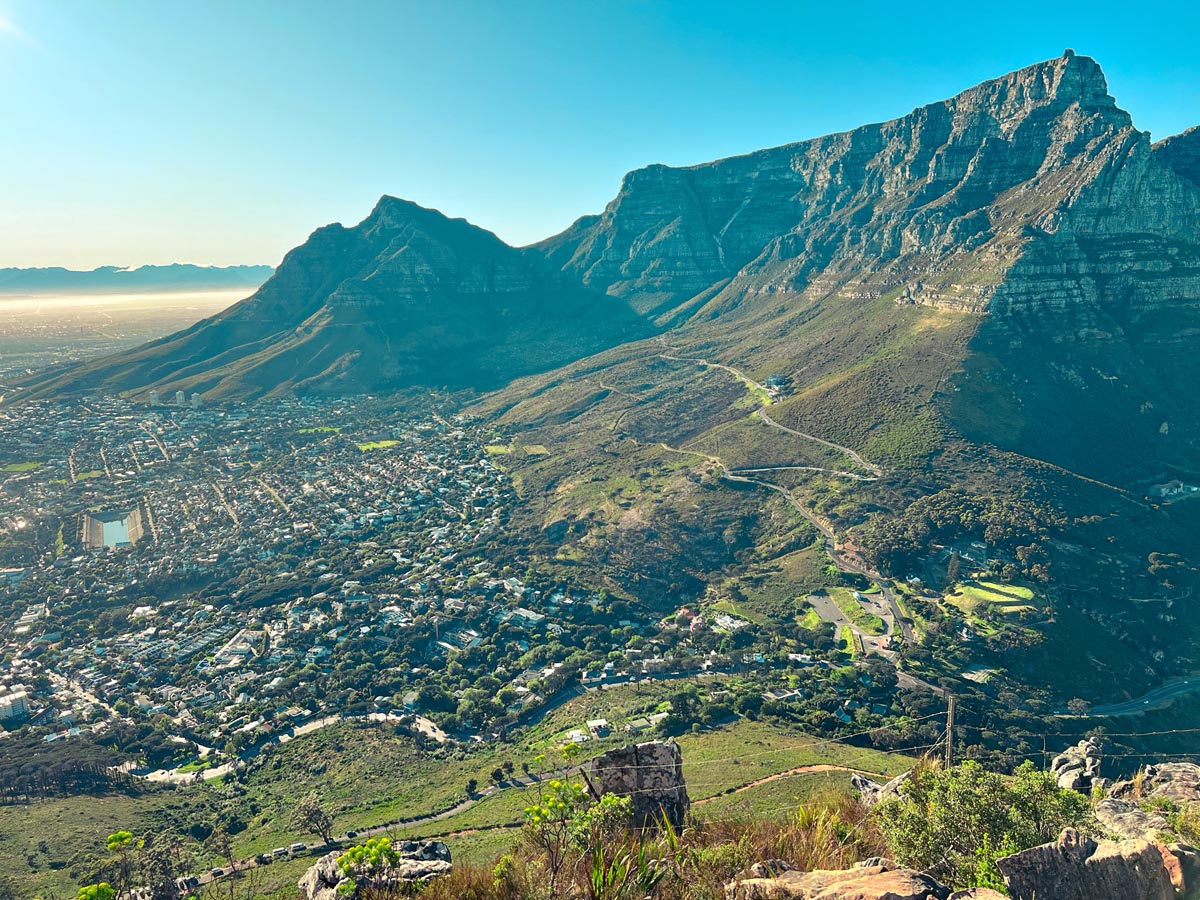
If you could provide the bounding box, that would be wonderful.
[0,263,274,296]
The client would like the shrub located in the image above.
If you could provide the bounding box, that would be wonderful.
[874,760,1096,888]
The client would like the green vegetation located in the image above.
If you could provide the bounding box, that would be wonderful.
[3,461,41,472]
[876,760,1096,890]
[827,588,886,635]
[946,581,1037,618]
[298,425,341,433]
[356,440,401,451]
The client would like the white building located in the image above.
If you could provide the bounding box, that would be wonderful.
[0,690,30,722]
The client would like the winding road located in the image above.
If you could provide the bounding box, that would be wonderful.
[1085,678,1200,717]
[653,350,913,646]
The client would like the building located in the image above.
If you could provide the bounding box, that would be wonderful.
[0,689,30,722]
[176,390,186,406]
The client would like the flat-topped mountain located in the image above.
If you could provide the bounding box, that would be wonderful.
[0,263,273,295]
[14,52,1200,481]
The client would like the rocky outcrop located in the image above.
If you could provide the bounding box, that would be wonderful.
[995,827,1178,900]
[297,841,451,900]
[1050,738,1103,792]
[851,771,911,806]
[725,864,949,900]
[1094,797,1170,841]
[586,740,690,828]
[1156,126,1200,189]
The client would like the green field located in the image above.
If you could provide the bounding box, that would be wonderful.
[946,580,1036,617]
[2,461,40,472]
[356,440,401,451]
[298,426,341,434]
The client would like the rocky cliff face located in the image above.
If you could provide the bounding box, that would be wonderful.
[533,52,1172,323]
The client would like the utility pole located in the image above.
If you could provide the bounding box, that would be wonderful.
[945,694,956,768]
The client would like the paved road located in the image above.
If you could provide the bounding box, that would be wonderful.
[1085,678,1200,717]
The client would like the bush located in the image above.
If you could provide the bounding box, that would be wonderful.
[874,760,1096,889]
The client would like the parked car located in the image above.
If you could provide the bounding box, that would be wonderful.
[345,830,358,839]
[290,842,307,854]
[272,848,288,858]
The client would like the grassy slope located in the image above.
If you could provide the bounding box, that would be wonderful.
[1,687,918,898]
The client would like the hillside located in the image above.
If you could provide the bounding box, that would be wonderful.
[474,52,1200,700]
[13,199,652,400]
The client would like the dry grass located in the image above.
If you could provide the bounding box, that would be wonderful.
[407,789,884,900]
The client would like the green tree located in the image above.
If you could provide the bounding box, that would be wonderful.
[875,760,1095,888]
[105,831,136,900]
[945,552,962,585]
[77,885,116,900]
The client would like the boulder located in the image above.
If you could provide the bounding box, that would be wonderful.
[1050,738,1102,792]
[1144,763,1200,805]
[725,865,949,900]
[1094,798,1170,841]
[851,771,911,807]
[298,841,452,900]
[586,740,690,828]
[996,827,1175,900]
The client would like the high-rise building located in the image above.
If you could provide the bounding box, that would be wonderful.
[0,689,30,722]
[191,393,201,409]
[175,390,186,406]
[149,390,159,405]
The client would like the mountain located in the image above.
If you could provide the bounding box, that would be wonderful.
[469,51,1200,701]
[528,51,1200,480]
[14,199,652,399]
[12,54,1200,702]
[0,263,274,295]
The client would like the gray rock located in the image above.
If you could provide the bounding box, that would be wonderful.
[1094,798,1169,841]
[851,770,911,806]
[996,827,1176,900]
[1143,763,1200,805]
[586,740,690,829]
[298,841,452,900]
[725,865,949,900]
[1050,739,1102,793]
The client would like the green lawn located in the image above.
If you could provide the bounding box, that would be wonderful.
[356,440,400,451]
[946,580,1036,617]
[2,461,40,472]
[298,426,341,434]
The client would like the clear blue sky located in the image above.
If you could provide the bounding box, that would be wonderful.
[2,0,1198,269]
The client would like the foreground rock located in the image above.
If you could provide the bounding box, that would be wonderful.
[726,864,949,900]
[1094,797,1170,841]
[587,740,690,828]
[298,841,451,900]
[996,827,1180,900]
